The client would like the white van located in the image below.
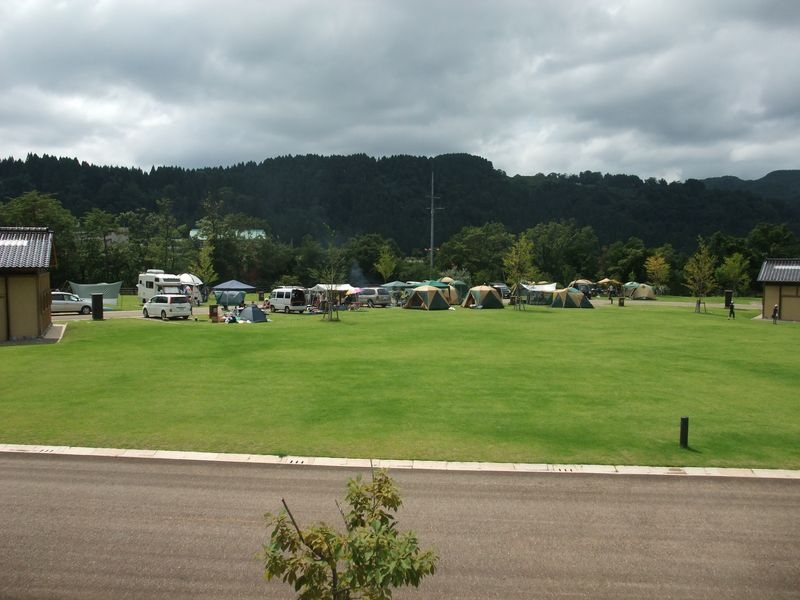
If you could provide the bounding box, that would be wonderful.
[268,287,308,313]
[137,269,183,303]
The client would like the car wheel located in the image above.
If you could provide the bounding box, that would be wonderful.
[143,309,149,318]
[181,316,189,320]
[161,310,168,321]
[80,306,92,315]
[284,306,290,314]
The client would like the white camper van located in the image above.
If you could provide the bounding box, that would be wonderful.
[268,287,308,313]
[137,269,183,303]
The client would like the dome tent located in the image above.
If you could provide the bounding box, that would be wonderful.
[403,285,450,310]
[629,283,656,300]
[439,277,468,303]
[462,285,504,309]
[419,279,458,304]
[238,305,268,322]
[622,281,640,295]
[551,287,594,309]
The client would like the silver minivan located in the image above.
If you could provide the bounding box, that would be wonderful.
[358,287,391,307]
[51,291,93,315]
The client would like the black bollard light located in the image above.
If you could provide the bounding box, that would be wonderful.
[679,416,689,448]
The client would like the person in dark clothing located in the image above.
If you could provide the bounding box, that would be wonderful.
[728,301,735,319]
[772,304,779,324]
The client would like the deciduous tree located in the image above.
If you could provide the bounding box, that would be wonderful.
[261,469,438,600]
[526,220,599,285]
[644,254,670,292]
[80,208,119,282]
[311,227,347,321]
[187,243,218,288]
[345,233,397,284]
[503,236,537,309]
[437,222,513,284]
[715,252,750,294]
[683,239,717,309]
[374,244,398,284]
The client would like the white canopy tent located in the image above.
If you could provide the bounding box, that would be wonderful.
[178,273,203,304]
[517,282,558,305]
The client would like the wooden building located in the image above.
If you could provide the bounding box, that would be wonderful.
[757,258,800,322]
[0,227,54,342]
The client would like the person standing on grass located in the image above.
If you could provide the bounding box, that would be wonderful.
[728,301,735,319]
[772,304,779,324]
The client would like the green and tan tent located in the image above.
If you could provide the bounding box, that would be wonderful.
[403,285,450,310]
[551,287,594,309]
[629,283,656,300]
[462,285,504,309]
[439,277,468,303]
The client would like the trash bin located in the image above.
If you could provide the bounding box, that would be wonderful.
[209,305,218,321]
[618,297,625,307]
[258,292,264,301]
[91,293,104,320]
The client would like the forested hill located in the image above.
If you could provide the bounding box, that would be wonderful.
[1,153,798,254]
[702,170,800,203]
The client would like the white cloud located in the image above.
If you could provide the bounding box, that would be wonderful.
[0,0,798,180]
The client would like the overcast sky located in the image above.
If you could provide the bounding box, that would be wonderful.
[1,0,798,181]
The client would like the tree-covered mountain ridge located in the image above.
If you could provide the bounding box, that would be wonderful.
[1,153,798,254]
[702,170,800,202]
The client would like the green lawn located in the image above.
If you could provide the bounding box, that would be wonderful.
[1,301,797,469]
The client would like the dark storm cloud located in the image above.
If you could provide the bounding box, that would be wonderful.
[0,0,797,180]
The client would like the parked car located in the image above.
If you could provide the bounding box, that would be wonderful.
[358,287,391,307]
[142,294,192,320]
[51,291,92,315]
[268,287,308,313]
[490,283,511,299]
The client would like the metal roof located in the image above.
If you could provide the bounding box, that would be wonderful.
[0,227,53,270]
[757,258,800,283]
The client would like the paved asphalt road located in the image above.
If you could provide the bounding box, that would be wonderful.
[1,453,798,600]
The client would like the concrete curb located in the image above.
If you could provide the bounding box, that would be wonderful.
[1,444,798,479]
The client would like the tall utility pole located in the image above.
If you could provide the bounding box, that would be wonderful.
[428,171,443,278]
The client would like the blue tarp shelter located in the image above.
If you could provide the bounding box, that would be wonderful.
[213,279,256,291]
[212,279,256,307]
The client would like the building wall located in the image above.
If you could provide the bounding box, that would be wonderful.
[0,276,6,341]
[762,284,800,322]
[38,272,52,333]
[2,272,51,341]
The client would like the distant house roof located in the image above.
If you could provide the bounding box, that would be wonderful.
[757,258,800,284]
[0,227,54,270]
[190,228,266,240]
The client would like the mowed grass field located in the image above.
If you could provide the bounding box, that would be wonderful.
[1,299,797,469]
